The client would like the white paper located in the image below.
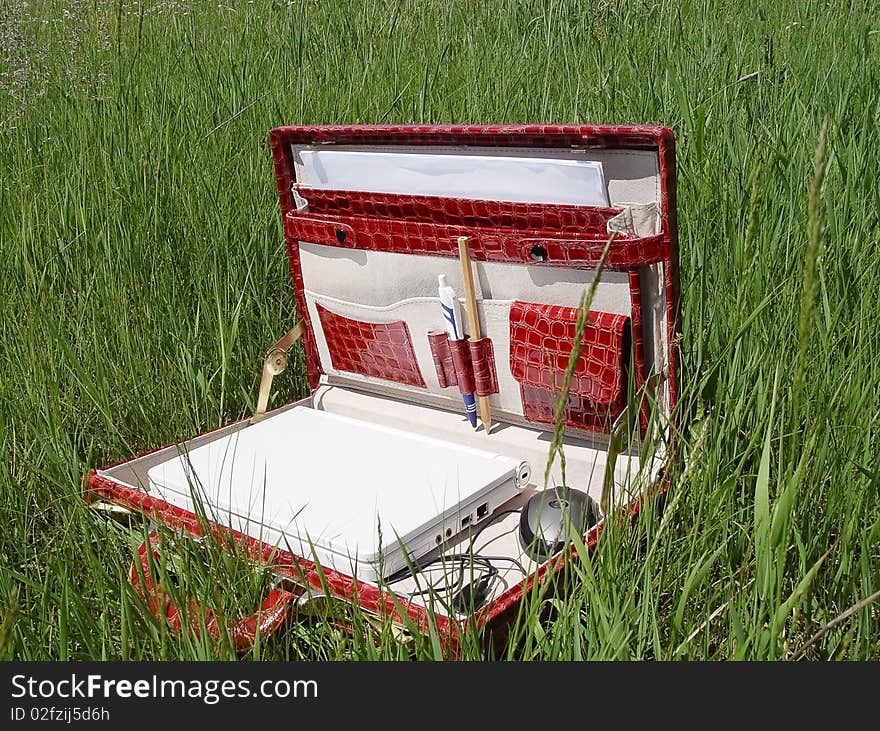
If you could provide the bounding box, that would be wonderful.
[297,149,609,206]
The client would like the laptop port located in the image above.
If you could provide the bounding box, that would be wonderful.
[476,502,489,519]
[461,515,472,528]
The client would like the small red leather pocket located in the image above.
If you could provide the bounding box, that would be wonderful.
[316,303,426,388]
[427,332,498,397]
[509,301,630,432]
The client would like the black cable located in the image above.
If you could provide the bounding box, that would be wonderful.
[466,554,529,576]
[382,506,528,612]
[466,509,521,552]
[471,524,519,556]
[389,554,495,591]
[384,507,521,586]
[409,558,495,598]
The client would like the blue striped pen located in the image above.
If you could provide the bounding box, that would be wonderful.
[437,274,478,428]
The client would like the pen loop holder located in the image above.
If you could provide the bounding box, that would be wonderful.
[427,331,498,397]
[251,321,305,424]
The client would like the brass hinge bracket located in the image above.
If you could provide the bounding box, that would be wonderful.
[88,500,136,524]
[251,321,304,424]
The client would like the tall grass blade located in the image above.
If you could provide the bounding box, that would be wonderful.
[792,115,829,423]
[0,587,19,659]
[755,367,779,601]
[543,234,615,489]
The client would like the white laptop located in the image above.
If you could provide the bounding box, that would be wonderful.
[146,406,529,582]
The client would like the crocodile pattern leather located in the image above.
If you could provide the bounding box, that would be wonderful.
[132,532,296,654]
[509,301,629,431]
[427,330,457,388]
[301,188,620,236]
[316,303,426,388]
[448,338,476,395]
[285,239,323,391]
[468,337,498,396]
[284,212,669,271]
[517,385,620,431]
[86,471,456,653]
[629,269,650,431]
[509,302,629,402]
[659,133,681,412]
[427,333,498,396]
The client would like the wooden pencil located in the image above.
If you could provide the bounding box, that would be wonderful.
[457,236,492,434]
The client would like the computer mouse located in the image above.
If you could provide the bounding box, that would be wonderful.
[518,487,598,561]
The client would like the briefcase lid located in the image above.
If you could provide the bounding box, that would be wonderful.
[267,124,680,432]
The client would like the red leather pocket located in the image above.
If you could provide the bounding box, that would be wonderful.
[427,332,498,397]
[285,211,668,270]
[301,187,621,236]
[509,301,630,432]
[428,331,457,388]
[467,337,498,396]
[316,303,426,388]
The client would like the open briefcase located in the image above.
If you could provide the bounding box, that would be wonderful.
[83,124,681,656]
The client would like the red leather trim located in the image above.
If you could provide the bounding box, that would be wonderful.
[316,303,426,388]
[516,236,668,269]
[86,471,460,652]
[270,132,323,391]
[286,240,323,391]
[628,270,645,390]
[131,532,296,654]
[628,270,650,432]
[301,188,621,236]
[427,331,457,388]
[658,128,681,417]
[270,124,672,169]
[468,337,498,396]
[285,211,668,271]
[448,339,475,395]
[509,302,630,431]
[427,333,498,397]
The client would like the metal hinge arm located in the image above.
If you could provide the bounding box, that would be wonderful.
[251,321,304,424]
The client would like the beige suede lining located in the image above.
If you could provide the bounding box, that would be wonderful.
[606,203,661,237]
[299,244,634,421]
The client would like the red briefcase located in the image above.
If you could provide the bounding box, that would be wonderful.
[84,124,681,656]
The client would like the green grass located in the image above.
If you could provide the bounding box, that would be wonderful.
[2,0,879,660]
